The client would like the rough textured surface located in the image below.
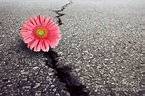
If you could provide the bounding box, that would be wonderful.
[55,0,145,95]
[0,0,145,96]
[0,0,70,96]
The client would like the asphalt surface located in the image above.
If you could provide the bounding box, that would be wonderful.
[0,0,145,96]
[0,0,71,96]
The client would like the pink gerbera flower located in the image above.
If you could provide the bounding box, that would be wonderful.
[21,15,61,52]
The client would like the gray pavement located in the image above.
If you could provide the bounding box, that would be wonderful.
[0,0,71,96]
[0,0,145,96]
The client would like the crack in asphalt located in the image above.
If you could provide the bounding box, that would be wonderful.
[44,1,89,95]
[54,0,73,26]
[44,49,89,96]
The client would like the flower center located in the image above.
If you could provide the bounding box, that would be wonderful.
[38,30,45,36]
[35,27,48,38]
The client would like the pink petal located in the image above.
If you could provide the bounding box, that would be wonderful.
[48,31,60,38]
[34,16,41,26]
[40,40,47,51]
[48,34,61,41]
[47,39,57,48]
[30,39,39,50]
[54,40,59,46]
[34,41,41,52]
[43,17,52,27]
[23,24,33,31]
[27,43,31,48]
[48,24,59,31]
[34,46,37,52]
[38,15,46,24]
[44,40,50,51]
[26,21,35,29]
[21,32,33,38]
[24,37,34,43]
[46,22,56,29]
[29,17,37,26]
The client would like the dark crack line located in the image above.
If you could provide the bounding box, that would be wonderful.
[44,48,89,96]
[44,1,89,95]
[54,1,73,26]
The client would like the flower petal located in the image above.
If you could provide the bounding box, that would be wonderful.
[46,22,56,29]
[47,39,57,48]
[26,21,35,29]
[40,40,47,51]
[27,43,31,48]
[43,17,52,26]
[44,40,50,51]
[48,24,59,31]
[48,33,61,42]
[23,23,33,31]
[21,32,33,38]
[24,37,34,43]
[30,39,39,50]
[34,16,41,26]
[50,31,61,38]
[29,17,37,26]
[34,40,41,52]
[39,15,46,24]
